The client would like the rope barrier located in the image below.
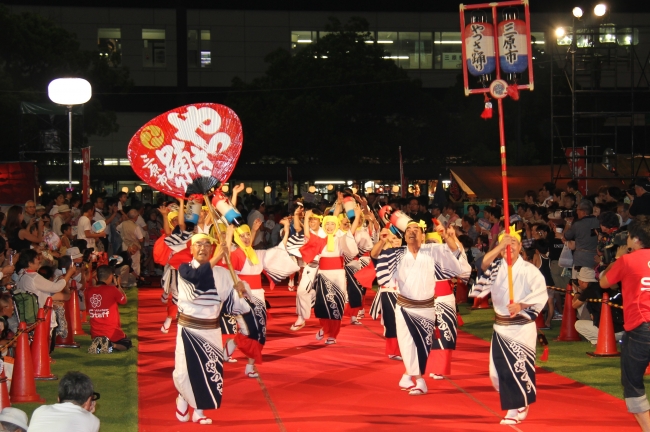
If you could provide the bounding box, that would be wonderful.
[546,286,623,309]
[0,305,52,351]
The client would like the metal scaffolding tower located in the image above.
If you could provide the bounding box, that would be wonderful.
[550,24,650,192]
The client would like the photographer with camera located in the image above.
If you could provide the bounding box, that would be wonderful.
[595,211,624,275]
[563,199,600,278]
[629,179,650,218]
[600,215,650,431]
[14,249,73,313]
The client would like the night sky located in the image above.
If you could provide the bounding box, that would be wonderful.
[3,0,649,14]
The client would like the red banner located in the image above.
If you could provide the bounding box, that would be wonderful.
[565,147,587,195]
[0,162,38,205]
[82,147,91,204]
[127,103,243,198]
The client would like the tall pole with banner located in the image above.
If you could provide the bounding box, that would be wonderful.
[460,0,534,303]
[82,147,91,204]
[399,146,406,198]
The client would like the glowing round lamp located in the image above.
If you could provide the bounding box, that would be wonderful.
[327,184,334,191]
[135,185,143,193]
[89,188,93,195]
[221,184,229,193]
[308,186,316,193]
[264,185,272,193]
[121,186,129,193]
[48,78,92,106]
[594,4,607,17]
[572,7,583,18]
[392,185,400,193]
[246,187,253,194]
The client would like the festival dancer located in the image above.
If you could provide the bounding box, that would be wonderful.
[471,226,548,425]
[369,231,404,360]
[425,231,471,380]
[173,233,252,425]
[156,200,194,334]
[222,218,298,377]
[338,212,374,326]
[376,219,466,396]
[289,208,326,331]
[299,208,360,344]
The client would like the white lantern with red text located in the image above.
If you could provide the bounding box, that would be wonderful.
[497,12,528,76]
[464,14,496,81]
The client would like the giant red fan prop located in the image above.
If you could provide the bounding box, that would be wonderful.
[127,103,243,199]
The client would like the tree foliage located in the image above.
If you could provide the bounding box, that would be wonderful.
[0,5,131,160]
[226,17,443,165]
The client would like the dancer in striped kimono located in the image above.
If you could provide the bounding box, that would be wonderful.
[369,231,404,360]
[173,234,251,425]
[222,218,299,377]
[156,201,193,334]
[376,220,466,396]
[300,209,360,344]
[470,226,548,425]
[425,231,472,380]
[289,209,326,331]
[340,213,374,325]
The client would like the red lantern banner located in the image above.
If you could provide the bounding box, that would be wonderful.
[127,103,243,198]
[82,147,91,204]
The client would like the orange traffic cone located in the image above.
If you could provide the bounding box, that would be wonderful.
[10,322,43,403]
[645,364,650,376]
[69,280,87,336]
[587,292,621,357]
[55,294,80,349]
[471,295,490,310]
[556,283,581,342]
[457,313,464,327]
[0,367,10,410]
[32,298,57,380]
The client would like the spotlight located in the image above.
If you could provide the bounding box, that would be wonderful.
[221,184,229,193]
[555,27,566,38]
[308,185,316,193]
[135,185,143,193]
[264,185,271,193]
[392,185,400,193]
[246,187,253,194]
[327,184,333,191]
[594,4,607,17]
[121,186,128,193]
[572,7,583,18]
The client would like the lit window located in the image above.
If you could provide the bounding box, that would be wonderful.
[188,30,211,68]
[103,159,119,166]
[434,32,463,69]
[119,158,131,166]
[98,28,121,67]
[142,29,166,67]
[291,31,317,54]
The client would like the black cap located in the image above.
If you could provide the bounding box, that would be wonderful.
[635,178,650,191]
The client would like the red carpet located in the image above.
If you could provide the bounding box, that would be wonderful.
[138,286,639,431]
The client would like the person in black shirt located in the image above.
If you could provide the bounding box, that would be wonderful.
[629,178,650,218]
[573,267,624,345]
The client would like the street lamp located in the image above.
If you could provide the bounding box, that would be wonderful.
[47,78,92,192]
[594,4,607,17]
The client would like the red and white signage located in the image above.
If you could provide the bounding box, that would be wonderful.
[82,147,91,204]
[127,103,243,198]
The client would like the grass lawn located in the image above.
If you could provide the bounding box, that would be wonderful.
[14,286,138,432]
[458,303,634,399]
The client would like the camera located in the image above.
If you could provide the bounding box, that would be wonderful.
[613,231,629,246]
[82,247,95,263]
[560,209,576,219]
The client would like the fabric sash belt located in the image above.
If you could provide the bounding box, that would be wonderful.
[495,314,532,326]
[238,273,262,289]
[397,294,435,309]
[319,256,344,270]
[178,313,219,330]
